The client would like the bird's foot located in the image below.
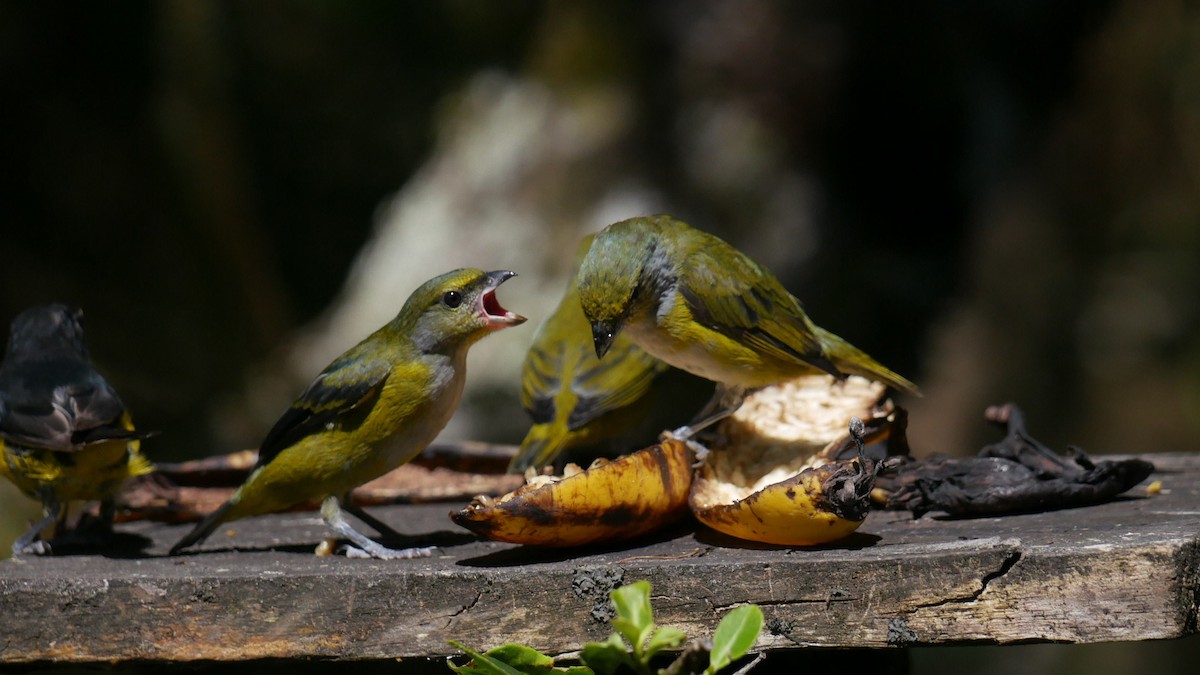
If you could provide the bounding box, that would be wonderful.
[339,543,436,560]
[659,426,711,466]
[661,424,696,441]
[12,540,52,557]
[321,496,436,560]
[11,508,60,557]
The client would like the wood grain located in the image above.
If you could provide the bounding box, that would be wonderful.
[0,453,1192,664]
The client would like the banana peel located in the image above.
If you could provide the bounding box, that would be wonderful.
[451,440,693,547]
[689,458,877,546]
[690,375,895,546]
[455,375,897,548]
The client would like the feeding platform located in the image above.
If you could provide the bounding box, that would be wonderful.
[0,453,1196,667]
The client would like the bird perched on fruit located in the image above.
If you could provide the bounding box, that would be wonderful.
[171,268,526,559]
[0,304,155,556]
[577,215,917,438]
[509,235,710,474]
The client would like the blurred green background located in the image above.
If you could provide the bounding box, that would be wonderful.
[2,1,1199,671]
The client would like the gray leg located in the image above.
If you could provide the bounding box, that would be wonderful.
[319,496,434,560]
[668,384,749,440]
[343,500,404,540]
[661,385,750,464]
[689,386,726,424]
[12,501,61,557]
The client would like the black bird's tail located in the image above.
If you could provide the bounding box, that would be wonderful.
[169,500,235,555]
[73,427,159,446]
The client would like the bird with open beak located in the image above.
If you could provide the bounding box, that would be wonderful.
[172,268,525,559]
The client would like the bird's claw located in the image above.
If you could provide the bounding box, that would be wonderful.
[661,425,699,442]
[659,426,713,466]
[13,540,52,557]
[338,543,436,560]
[658,426,711,465]
[660,426,685,443]
[340,545,372,559]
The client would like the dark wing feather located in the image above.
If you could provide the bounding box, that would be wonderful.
[520,298,667,431]
[566,336,667,431]
[678,248,840,376]
[255,354,390,468]
[0,359,132,451]
[519,338,562,425]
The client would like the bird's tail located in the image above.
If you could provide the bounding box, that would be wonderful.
[816,327,920,395]
[169,499,236,555]
[73,427,159,445]
[508,425,571,474]
[124,441,155,478]
[75,410,159,446]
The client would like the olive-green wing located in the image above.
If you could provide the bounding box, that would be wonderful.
[566,334,667,430]
[678,247,840,376]
[521,229,669,431]
[520,326,666,430]
[520,336,564,425]
[256,354,391,468]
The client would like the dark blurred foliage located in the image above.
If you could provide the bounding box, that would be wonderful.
[1,1,541,458]
[6,0,1200,457]
[5,0,1199,460]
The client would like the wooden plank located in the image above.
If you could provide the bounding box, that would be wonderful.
[0,453,1194,664]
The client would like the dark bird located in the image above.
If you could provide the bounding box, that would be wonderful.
[0,304,154,555]
[171,269,526,559]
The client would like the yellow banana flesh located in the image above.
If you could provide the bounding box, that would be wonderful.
[690,457,875,546]
[689,374,895,546]
[453,375,896,548]
[451,440,693,547]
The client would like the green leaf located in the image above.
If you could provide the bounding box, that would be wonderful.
[448,641,594,675]
[644,626,686,661]
[610,616,654,658]
[447,641,527,675]
[611,581,654,636]
[705,605,763,675]
[610,581,656,659]
[486,644,556,670]
[581,634,632,675]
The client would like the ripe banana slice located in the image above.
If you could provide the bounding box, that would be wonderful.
[454,375,896,548]
[689,375,894,546]
[451,440,693,547]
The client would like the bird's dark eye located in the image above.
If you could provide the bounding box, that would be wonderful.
[442,290,463,309]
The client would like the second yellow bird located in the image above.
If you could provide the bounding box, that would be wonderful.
[577,215,917,438]
[510,235,710,473]
[171,268,525,559]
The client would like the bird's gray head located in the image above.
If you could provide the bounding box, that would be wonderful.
[398,268,527,354]
[576,217,660,359]
[5,304,88,361]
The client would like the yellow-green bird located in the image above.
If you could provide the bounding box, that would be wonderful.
[171,268,526,559]
[577,215,918,438]
[509,235,711,473]
[0,304,155,556]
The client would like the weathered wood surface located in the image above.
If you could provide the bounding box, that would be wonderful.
[0,453,1196,664]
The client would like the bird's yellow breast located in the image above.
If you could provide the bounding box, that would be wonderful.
[0,438,152,504]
